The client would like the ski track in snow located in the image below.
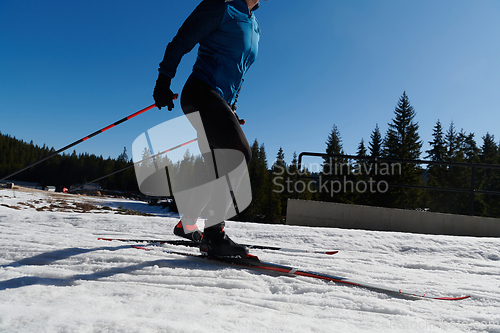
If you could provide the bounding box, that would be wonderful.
[0,188,499,333]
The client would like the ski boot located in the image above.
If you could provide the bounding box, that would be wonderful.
[199,222,248,258]
[173,217,202,243]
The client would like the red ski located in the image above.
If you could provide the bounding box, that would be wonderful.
[98,237,338,255]
[125,241,470,301]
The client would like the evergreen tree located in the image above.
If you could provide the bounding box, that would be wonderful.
[354,139,370,205]
[321,125,349,203]
[441,123,470,214]
[240,140,281,223]
[383,92,422,160]
[479,133,497,164]
[273,147,286,179]
[445,122,460,161]
[382,92,423,208]
[425,120,448,213]
[365,124,386,207]
[461,132,480,164]
[259,144,281,223]
[325,125,344,157]
[275,147,285,166]
[287,152,299,200]
[477,133,500,217]
[355,138,368,180]
[289,151,316,202]
[117,147,129,163]
[357,139,367,157]
[426,120,446,162]
[369,124,382,157]
[458,131,483,215]
[272,147,287,219]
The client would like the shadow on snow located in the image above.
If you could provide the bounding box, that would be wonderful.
[0,245,221,291]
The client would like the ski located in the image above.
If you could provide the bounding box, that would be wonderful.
[97,237,338,255]
[130,243,470,301]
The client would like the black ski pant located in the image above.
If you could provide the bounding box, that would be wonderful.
[181,76,251,164]
[178,75,252,225]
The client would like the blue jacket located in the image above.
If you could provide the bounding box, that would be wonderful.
[159,0,260,105]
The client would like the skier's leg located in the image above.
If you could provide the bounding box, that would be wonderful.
[178,76,251,256]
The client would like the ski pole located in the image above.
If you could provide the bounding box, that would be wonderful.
[0,98,177,182]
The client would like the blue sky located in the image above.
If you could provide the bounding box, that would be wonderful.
[1,0,500,170]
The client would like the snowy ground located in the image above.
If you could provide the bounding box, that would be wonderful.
[0,188,499,333]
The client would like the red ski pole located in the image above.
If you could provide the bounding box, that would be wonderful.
[0,98,177,182]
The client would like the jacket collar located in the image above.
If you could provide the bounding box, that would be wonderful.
[226,0,259,13]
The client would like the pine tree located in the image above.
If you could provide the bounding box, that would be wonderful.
[426,120,446,162]
[353,139,370,205]
[382,92,423,209]
[259,144,281,223]
[286,151,316,203]
[141,147,154,169]
[321,125,348,203]
[369,124,382,158]
[441,123,470,214]
[272,147,287,219]
[383,92,422,160]
[364,124,386,207]
[273,147,286,173]
[461,132,480,164]
[288,152,299,200]
[240,140,279,223]
[445,122,460,161]
[325,125,344,157]
[458,131,482,215]
[477,133,500,217]
[117,147,129,163]
[425,120,448,213]
[357,139,367,157]
[479,133,497,164]
[355,138,368,180]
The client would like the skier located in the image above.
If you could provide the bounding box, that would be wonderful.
[153,0,261,257]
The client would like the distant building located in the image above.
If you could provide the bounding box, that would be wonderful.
[0,180,42,190]
[70,183,101,191]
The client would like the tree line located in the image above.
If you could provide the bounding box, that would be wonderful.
[0,134,137,192]
[2,91,499,220]
[243,92,500,222]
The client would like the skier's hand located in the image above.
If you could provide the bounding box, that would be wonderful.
[153,73,176,111]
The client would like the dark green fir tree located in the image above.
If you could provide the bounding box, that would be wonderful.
[425,120,448,213]
[369,124,382,158]
[382,92,423,208]
[478,133,500,217]
[321,125,349,203]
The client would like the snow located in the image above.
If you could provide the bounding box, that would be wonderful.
[1,188,499,333]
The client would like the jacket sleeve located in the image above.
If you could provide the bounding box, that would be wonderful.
[158,0,225,79]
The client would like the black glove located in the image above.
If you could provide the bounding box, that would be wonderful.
[153,73,175,111]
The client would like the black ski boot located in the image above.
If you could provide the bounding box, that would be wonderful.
[199,222,248,258]
[173,217,202,243]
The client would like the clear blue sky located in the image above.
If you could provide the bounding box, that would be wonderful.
[1,0,500,170]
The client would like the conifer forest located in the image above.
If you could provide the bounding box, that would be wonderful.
[2,92,499,221]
